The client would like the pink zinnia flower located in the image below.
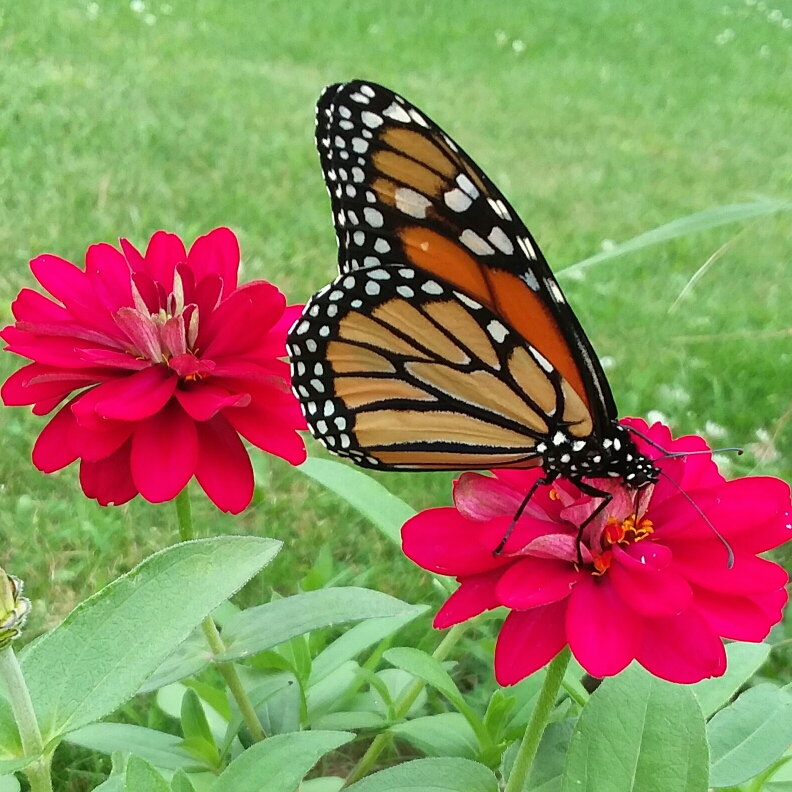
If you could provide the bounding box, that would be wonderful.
[1,228,307,513]
[402,419,791,685]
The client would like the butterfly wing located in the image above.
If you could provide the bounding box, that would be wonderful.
[288,263,595,470]
[314,81,617,435]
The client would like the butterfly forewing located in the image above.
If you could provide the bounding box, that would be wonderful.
[288,264,596,471]
[314,80,617,430]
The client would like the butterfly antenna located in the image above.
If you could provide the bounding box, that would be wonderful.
[623,424,743,460]
[657,468,734,569]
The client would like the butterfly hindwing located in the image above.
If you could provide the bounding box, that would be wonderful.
[288,264,595,471]
[314,80,617,431]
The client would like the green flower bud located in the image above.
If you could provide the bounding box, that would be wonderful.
[0,570,30,649]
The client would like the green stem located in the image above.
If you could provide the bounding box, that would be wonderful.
[0,644,52,792]
[344,622,468,787]
[504,646,572,792]
[174,487,266,743]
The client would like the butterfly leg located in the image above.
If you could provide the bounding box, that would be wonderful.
[494,475,554,556]
[572,479,613,565]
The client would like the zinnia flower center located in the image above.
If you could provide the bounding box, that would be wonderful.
[113,268,203,377]
[590,514,653,576]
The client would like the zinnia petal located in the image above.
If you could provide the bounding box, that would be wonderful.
[496,556,582,609]
[32,402,79,473]
[92,366,177,421]
[130,400,198,503]
[636,607,726,683]
[434,569,503,629]
[494,603,568,686]
[194,414,253,514]
[80,439,137,506]
[566,575,641,678]
[187,227,239,297]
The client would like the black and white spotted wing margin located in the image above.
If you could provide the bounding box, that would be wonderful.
[287,264,600,472]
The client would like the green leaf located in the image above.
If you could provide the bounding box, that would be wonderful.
[254,675,302,737]
[303,779,345,792]
[561,664,708,792]
[219,588,421,661]
[181,689,217,756]
[309,610,428,687]
[66,723,195,770]
[345,757,499,791]
[91,778,124,792]
[157,683,229,744]
[170,770,197,792]
[0,775,19,792]
[138,630,212,694]
[211,730,353,792]
[125,755,171,792]
[527,719,576,792]
[383,647,489,747]
[221,672,295,749]
[708,683,792,788]
[307,660,361,721]
[691,642,771,718]
[21,537,281,742]
[390,713,480,759]
[559,200,792,278]
[296,458,416,545]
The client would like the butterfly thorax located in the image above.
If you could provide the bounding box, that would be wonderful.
[537,423,659,488]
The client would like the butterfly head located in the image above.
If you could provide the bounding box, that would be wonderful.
[537,423,660,490]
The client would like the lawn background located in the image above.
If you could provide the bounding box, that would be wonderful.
[0,0,791,786]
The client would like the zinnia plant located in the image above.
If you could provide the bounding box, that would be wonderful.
[402,418,791,685]
[1,228,307,514]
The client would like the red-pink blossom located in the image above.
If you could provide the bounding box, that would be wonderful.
[402,419,791,685]
[1,228,307,513]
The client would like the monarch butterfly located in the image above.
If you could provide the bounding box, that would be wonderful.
[287,80,659,511]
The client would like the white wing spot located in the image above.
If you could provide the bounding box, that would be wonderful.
[444,188,472,213]
[365,280,381,296]
[353,231,365,245]
[338,105,351,119]
[351,138,368,153]
[383,102,412,123]
[306,339,317,352]
[335,417,347,430]
[334,136,346,148]
[364,208,384,227]
[352,167,364,182]
[456,173,480,199]
[454,291,482,310]
[530,347,553,372]
[460,229,495,255]
[521,271,540,291]
[318,326,331,338]
[545,279,566,304]
[351,299,362,308]
[399,268,415,278]
[324,401,335,417]
[397,285,414,298]
[421,280,444,295]
[311,378,326,393]
[347,210,359,225]
[316,420,328,434]
[360,84,375,97]
[346,185,356,197]
[327,304,338,317]
[487,226,514,255]
[296,321,309,335]
[307,401,317,414]
[361,110,384,128]
[339,120,354,131]
[374,238,391,253]
[518,236,537,260]
[350,92,369,104]
[368,268,390,279]
[553,431,566,446]
[487,320,509,343]
[395,187,432,218]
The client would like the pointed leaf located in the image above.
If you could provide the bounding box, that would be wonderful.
[66,723,194,770]
[390,713,479,759]
[708,683,792,788]
[691,641,771,718]
[561,664,708,792]
[212,730,353,792]
[125,756,170,792]
[219,588,421,661]
[21,537,281,742]
[296,458,415,545]
[345,757,498,792]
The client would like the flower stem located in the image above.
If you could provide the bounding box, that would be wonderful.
[173,487,266,743]
[0,644,52,792]
[503,646,572,792]
[343,622,468,787]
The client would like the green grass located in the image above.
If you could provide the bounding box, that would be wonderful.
[0,0,791,786]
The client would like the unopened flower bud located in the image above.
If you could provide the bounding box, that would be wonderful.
[0,569,30,649]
